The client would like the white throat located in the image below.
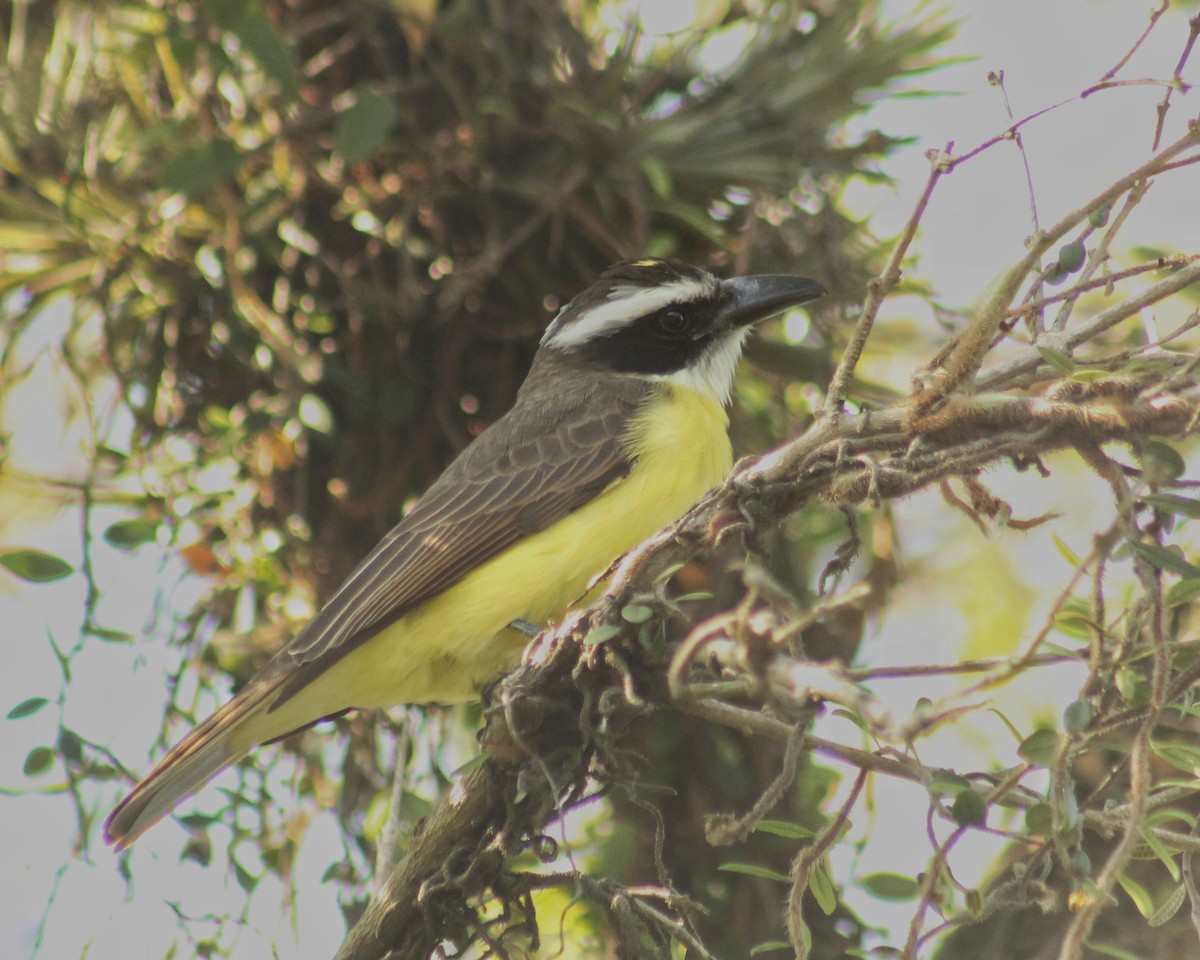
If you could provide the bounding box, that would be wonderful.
[660,328,750,405]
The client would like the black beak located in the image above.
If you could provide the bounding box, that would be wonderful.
[718,274,827,329]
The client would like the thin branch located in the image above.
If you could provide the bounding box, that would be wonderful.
[1099,1,1171,81]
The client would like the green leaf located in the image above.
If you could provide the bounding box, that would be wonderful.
[1150,739,1200,776]
[85,626,136,644]
[582,624,621,646]
[1129,540,1200,579]
[860,872,919,901]
[23,746,55,776]
[830,707,867,731]
[928,770,971,796]
[161,140,243,196]
[750,942,791,956]
[1142,494,1200,519]
[1063,699,1093,734]
[103,519,159,550]
[1148,883,1186,928]
[1117,870,1155,920]
[754,819,816,840]
[0,549,74,582]
[57,728,83,764]
[1067,368,1112,384]
[1084,942,1147,960]
[719,862,791,884]
[7,697,49,720]
[1035,345,1075,374]
[232,858,258,893]
[1017,728,1059,767]
[620,603,653,624]
[1051,533,1082,567]
[1139,441,1187,482]
[1165,578,1200,608]
[951,787,987,827]
[335,89,399,164]
[809,858,838,915]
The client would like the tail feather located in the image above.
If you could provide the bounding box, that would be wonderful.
[104,673,287,850]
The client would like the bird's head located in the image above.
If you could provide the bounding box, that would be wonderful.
[539,258,827,403]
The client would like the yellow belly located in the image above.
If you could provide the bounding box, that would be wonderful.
[253,383,731,739]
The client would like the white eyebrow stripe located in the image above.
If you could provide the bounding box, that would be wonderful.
[542,277,715,347]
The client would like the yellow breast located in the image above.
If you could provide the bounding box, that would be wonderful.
[250,383,731,739]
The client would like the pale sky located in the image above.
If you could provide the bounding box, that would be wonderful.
[2,2,1198,958]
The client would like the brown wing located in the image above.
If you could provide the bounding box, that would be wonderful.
[268,370,651,706]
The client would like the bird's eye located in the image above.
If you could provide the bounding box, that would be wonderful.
[658,309,689,335]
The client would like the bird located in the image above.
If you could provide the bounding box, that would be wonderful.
[104,258,826,849]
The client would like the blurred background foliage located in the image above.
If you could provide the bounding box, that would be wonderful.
[0,0,955,955]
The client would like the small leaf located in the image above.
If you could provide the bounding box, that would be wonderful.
[1150,739,1200,776]
[1051,533,1082,567]
[719,862,791,884]
[750,942,791,956]
[7,697,49,720]
[1068,368,1112,384]
[1130,540,1200,579]
[232,859,259,893]
[57,728,83,764]
[1063,699,1093,734]
[1017,728,1059,767]
[620,603,653,624]
[85,626,136,644]
[1148,883,1186,928]
[1036,345,1075,373]
[1139,441,1186,482]
[103,519,159,549]
[860,872,919,901]
[809,858,838,915]
[1116,667,1146,705]
[23,746,55,776]
[1117,871,1155,920]
[754,819,815,840]
[335,88,399,164]
[1143,493,1200,519]
[830,708,867,731]
[0,549,74,582]
[1165,578,1200,608]
[582,624,621,646]
[929,770,971,796]
[951,787,987,827]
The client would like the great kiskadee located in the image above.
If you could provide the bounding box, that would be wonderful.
[104,258,826,848]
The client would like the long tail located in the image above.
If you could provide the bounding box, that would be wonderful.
[104,672,288,850]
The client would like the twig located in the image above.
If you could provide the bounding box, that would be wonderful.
[1153,12,1200,149]
[1099,1,1170,81]
[820,147,947,416]
[988,70,1041,237]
